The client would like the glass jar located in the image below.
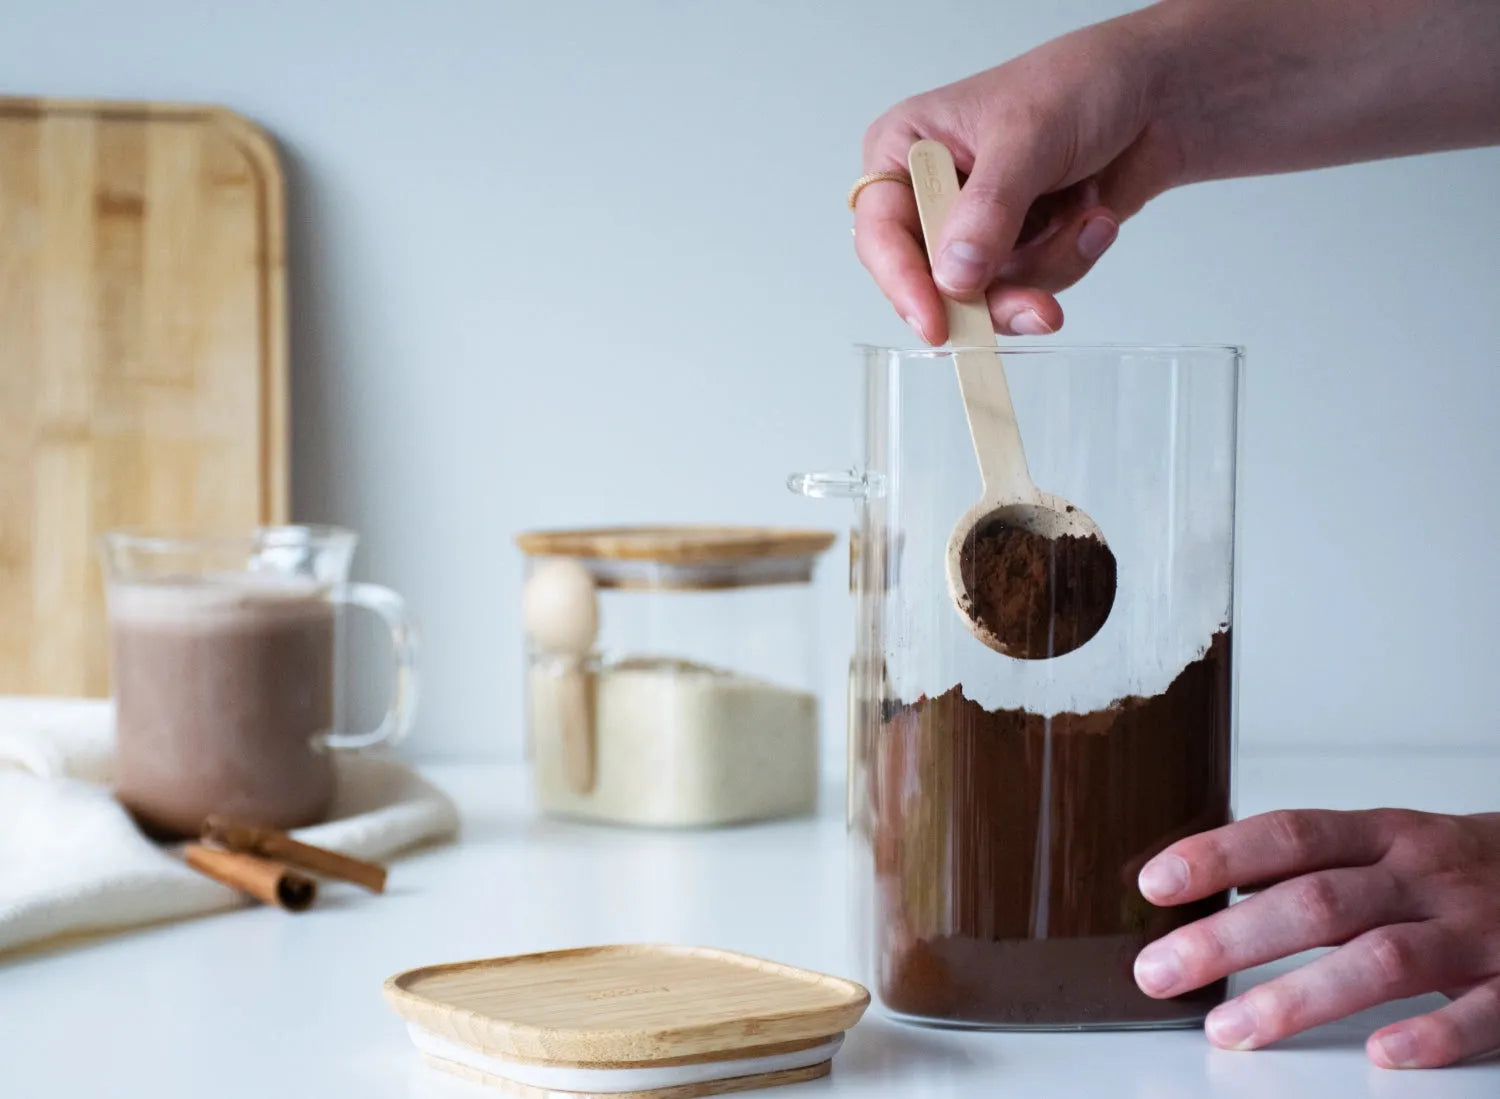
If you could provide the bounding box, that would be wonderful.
[515,526,835,828]
[793,344,1241,1029]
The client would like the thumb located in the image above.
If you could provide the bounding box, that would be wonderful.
[933,153,1047,298]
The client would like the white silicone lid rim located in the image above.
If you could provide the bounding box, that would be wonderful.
[407,1024,843,1093]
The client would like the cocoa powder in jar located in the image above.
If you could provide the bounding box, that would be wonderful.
[874,632,1233,1026]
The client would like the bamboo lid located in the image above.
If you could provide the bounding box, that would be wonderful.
[515,527,836,565]
[384,945,869,1096]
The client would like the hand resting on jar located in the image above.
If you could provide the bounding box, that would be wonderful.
[1135,809,1500,1069]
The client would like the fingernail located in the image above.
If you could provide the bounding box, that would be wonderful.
[1134,945,1183,996]
[904,314,929,344]
[1374,1030,1419,1069]
[1206,1001,1258,1050]
[935,240,988,293]
[1009,310,1052,336]
[1138,854,1188,900]
[997,257,1024,281]
[1080,178,1100,208]
[1077,215,1118,261]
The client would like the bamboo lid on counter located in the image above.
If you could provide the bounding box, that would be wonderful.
[383,944,869,1098]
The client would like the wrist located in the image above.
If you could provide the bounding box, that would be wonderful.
[1124,0,1222,189]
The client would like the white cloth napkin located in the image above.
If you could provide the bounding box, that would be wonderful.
[0,697,460,956]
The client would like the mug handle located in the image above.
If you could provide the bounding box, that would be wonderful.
[321,582,420,750]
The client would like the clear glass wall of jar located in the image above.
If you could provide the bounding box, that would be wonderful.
[793,345,1242,1028]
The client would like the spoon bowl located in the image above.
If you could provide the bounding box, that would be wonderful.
[945,495,1114,660]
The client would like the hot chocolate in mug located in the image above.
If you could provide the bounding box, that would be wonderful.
[100,526,418,840]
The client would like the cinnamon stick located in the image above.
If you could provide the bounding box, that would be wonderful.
[184,845,317,912]
[202,815,387,894]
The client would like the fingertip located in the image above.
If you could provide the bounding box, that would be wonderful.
[902,312,935,346]
[906,283,950,345]
[1006,309,1054,337]
[1204,999,1261,1051]
[987,286,1063,337]
[1368,1027,1420,1070]
[1138,853,1190,903]
[896,299,945,346]
[1075,206,1120,263]
[925,305,948,345]
[933,239,993,299]
[854,185,951,346]
[1133,942,1185,999]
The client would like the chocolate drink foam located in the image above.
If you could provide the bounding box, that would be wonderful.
[874,631,1232,1026]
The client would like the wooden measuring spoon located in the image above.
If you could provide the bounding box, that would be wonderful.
[907,139,1116,659]
[521,559,599,793]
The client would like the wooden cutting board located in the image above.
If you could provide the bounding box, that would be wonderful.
[0,98,289,698]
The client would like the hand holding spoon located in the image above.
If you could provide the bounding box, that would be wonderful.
[907,139,1116,659]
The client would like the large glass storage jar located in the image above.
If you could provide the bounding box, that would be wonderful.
[793,345,1241,1028]
[515,526,835,828]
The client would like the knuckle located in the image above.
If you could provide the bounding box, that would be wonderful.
[853,240,886,281]
[1364,928,1420,991]
[1470,982,1500,1020]
[1175,922,1228,972]
[1008,240,1087,294]
[955,179,1022,219]
[1188,834,1230,885]
[1387,813,1481,873]
[1263,810,1322,863]
[1286,876,1346,931]
[1413,1015,1465,1066]
[861,111,911,166]
[1250,985,1302,1038]
[1371,806,1423,835]
[1423,816,1483,863]
[990,100,1050,146]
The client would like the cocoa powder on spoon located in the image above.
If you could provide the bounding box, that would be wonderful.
[958,518,1117,660]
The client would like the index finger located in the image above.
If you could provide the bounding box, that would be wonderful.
[1138,809,1394,906]
[853,176,947,345]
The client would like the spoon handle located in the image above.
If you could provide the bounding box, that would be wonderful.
[908,140,1036,501]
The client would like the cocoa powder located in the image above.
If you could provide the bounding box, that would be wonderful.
[958,520,1116,660]
[874,631,1232,1026]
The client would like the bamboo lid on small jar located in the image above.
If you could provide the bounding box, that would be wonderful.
[515,526,837,591]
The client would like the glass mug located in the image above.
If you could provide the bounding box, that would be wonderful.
[100,525,418,839]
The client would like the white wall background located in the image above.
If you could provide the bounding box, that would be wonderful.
[5,0,1498,764]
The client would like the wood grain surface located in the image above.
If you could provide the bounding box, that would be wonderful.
[0,97,288,697]
[384,944,869,1067]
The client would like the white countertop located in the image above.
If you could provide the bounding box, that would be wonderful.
[3,753,1498,1098]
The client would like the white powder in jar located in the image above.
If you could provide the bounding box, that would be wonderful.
[529,656,818,827]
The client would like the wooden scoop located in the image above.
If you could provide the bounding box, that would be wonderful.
[522,559,599,793]
[907,140,1116,659]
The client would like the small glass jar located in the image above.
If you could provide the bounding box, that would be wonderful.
[515,526,835,828]
[793,344,1241,1029]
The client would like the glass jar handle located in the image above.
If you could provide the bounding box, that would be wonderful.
[786,470,885,499]
[322,582,420,750]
